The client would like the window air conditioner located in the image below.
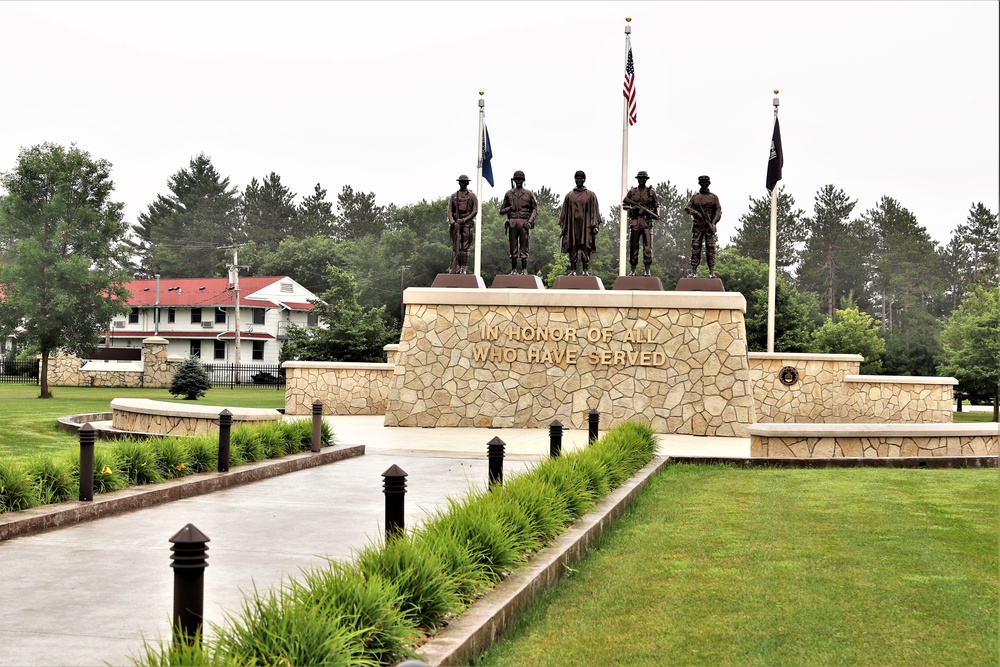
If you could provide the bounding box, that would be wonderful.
[201,321,214,328]
[112,321,126,328]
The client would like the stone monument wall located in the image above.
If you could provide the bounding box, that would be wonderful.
[284,361,393,416]
[384,289,755,435]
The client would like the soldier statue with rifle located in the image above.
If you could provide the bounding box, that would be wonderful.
[447,174,478,274]
[622,170,660,276]
[684,174,722,278]
[498,170,539,275]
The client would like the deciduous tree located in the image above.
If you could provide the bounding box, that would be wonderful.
[0,143,131,398]
[938,286,1000,420]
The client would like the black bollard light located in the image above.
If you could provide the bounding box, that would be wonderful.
[311,399,323,452]
[549,419,563,458]
[78,422,95,502]
[382,464,408,540]
[487,436,506,488]
[169,523,210,647]
[588,409,600,444]
[218,409,232,473]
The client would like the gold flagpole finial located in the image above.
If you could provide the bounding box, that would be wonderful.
[625,16,631,22]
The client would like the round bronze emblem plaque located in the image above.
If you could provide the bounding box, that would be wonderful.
[778,366,799,386]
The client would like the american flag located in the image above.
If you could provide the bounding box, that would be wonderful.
[623,47,636,126]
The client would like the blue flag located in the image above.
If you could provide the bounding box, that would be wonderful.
[482,125,494,187]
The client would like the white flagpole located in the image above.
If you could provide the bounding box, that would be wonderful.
[766,92,780,353]
[475,92,485,277]
[619,18,632,277]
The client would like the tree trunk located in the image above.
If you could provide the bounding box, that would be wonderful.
[39,348,52,398]
[993,394,998,423]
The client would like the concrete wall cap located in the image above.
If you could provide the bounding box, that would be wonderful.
[748,422,997,437]
[748,352,864,362]
[110,398,280,420]
[282,361,393,370]
[403,287,747,312]
[141,337,170,344]
[844,374,958,385]
[80,361,143,372]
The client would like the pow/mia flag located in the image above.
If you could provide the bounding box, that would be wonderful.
[766,117,783,193]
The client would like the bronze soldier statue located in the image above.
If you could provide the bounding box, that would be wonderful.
[684,174,721,278]
[447,174,478,274]
[558,170,600,276]
[498,170,539,275]
[622,170,660,276]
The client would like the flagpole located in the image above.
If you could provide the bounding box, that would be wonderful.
[475,91,485,277]
[766,91,780,353]
[619,17,632,277]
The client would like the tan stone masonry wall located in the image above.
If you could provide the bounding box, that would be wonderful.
[383,289,755,434]
[47,337,179,388]
[284,362,393,416]
[749,422,998,458]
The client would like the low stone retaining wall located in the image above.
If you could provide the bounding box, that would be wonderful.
[840,375,956,423]
[750,354,956,423]
[748,423,998,458]
[283,361,393,416]
[47,337,179,388]
[110,399,280,436]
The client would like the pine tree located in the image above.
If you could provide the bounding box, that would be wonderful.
[730,186,806,274]
[240,172,298,252]
[169,356,212,400]
[131,154,240,278]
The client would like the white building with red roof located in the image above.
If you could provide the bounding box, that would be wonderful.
[108,276,318,365]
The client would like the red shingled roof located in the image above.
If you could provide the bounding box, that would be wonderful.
[123,277,313,309]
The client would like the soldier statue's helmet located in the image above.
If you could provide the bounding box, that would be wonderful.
[698,174,711,183]
[512,170,525,180]
[635,170,649,180]
[457,174,471,182]
[574,170,586,179]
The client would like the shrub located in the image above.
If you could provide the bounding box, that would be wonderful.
[0,459,39,512]
[25,454,77,504]
[112,439,165,486]
[168,356,212,400]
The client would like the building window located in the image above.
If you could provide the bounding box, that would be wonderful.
[215,308,226,324]
[191,308,202,324]
[252,340,265,361]
[189,340,201,358]
[167,308,176,323]
[128,307,140,324]
[214,340,226,360]
[253,308,266,325]
[307,312,319,326]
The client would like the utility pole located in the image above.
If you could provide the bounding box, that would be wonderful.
[222,244,247,384]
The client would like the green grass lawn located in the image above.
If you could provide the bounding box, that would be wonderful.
[476,464,999,667]
[953,410,997,424]
[0,385,284,462]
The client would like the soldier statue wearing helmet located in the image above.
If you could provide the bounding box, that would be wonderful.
[684,174,722,278]
[447,174,478,274]
[498,170,539,274]
[622,170,660,276]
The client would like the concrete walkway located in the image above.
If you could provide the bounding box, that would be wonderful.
[0,416,749,667]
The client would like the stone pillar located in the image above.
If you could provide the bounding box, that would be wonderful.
[142,337,172,387]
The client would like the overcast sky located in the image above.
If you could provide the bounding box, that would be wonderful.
[1,1,997,249]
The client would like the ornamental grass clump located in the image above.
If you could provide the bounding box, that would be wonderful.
[0,458,38,512]
[432,493,523,583]
[112,438,165,486]
[230,426,265,465]
[184,435,218,473]
[24,454,77,504]
[356,535,460,629]
[87,449,127,493]
[212,587,376,667]
[149,437,191,479]
[255,421,288,459]
[291,560,418,664]
[495,475,573,545]
[412,519,494,604]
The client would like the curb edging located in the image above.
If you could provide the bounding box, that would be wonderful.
[415,455,670,666]
[0,445,365,542]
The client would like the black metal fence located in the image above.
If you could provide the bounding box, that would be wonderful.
[0,359,40,385]
[200,363,285,389]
